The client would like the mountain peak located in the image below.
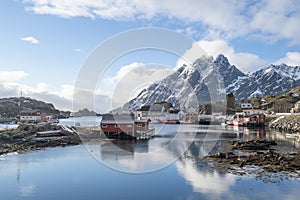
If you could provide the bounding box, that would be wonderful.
[123,54,300,111]
[215,54,230,66]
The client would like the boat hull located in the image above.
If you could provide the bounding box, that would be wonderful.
[164,120,180,124]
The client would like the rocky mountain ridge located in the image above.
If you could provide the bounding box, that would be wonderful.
[124,54,300,111]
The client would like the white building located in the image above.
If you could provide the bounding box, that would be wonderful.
[241,103,253,109]
[20,109,43,122]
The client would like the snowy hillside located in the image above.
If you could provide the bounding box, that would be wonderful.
[123,54,300,111]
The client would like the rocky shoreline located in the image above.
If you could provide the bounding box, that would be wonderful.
[2,122,300,182]
[0,123,82,155]
[268,115,300,135]
[199,139,300,182]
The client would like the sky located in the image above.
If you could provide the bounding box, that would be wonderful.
[1,0,300,113]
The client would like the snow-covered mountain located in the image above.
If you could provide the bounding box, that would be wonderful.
[123,54,300,111]
[229,63,300,100]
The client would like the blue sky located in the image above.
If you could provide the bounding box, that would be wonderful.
[1,0,300,113]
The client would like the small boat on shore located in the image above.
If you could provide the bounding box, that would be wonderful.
[36,125,77,137]
[36,130,62,137]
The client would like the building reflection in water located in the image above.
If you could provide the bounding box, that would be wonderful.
[87,127,299,175]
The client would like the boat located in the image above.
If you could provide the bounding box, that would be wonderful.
[36,125,77,137]
[164,120,180,124]
[226,120,244,126]
[59,125,77,135]
[36,130,62,137]
[198,115,223,125]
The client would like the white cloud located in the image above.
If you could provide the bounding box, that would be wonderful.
[0,68,115,113]
[21,36,39,44]
[0,69,113,113]
[177,40,267,72]
[99,62,174,108]
[250,0,300,44]
[176,27,198,37]
[274,52,300,66]
[53,84,74,100]
[0,71,29,82]
[23,0,300,43]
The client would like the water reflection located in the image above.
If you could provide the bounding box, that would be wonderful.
[19,184,36,197]
[176,158,236,194]
[1,125,300,200]
[83,125,300,173]
[84,124,201,173]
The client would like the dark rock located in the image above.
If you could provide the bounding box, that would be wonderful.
[238,161,245,168]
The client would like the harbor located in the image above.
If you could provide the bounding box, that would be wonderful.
[1,119,300,199]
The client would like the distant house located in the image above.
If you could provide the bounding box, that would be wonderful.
[185,113,198,123]
[291,100,300,113]
[136,105,151,119]
[20,109,43,122]
[241,103,253,109]
[242,109,265,115]
[136,103,172,122]
[45,113,58,123]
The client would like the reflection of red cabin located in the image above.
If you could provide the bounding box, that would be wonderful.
[100,114,151,139]
[247,114,266,125]
[233,113,266,126]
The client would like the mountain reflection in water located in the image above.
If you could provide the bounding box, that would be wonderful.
[1,123,300,199]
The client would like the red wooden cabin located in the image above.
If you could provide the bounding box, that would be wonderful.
[100,114,151,139]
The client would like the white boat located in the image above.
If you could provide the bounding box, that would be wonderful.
[226,120,244,126]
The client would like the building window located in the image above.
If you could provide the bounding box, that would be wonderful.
[115,124,120,128]
[136,124,143,127]
[127,125,133,128]
[101,124,107,128]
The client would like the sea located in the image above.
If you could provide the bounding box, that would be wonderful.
[0,116,300,200]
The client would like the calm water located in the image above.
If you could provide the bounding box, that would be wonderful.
[1,117,300,200]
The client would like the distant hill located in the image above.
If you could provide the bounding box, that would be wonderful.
[71,108,97,117]
[0,97,61,118]
[251,86,300,113]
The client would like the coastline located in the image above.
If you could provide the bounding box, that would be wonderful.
[268,115,300,136]
[199,139,300,181]
[1,121,300,182]
[0,123,81,155]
